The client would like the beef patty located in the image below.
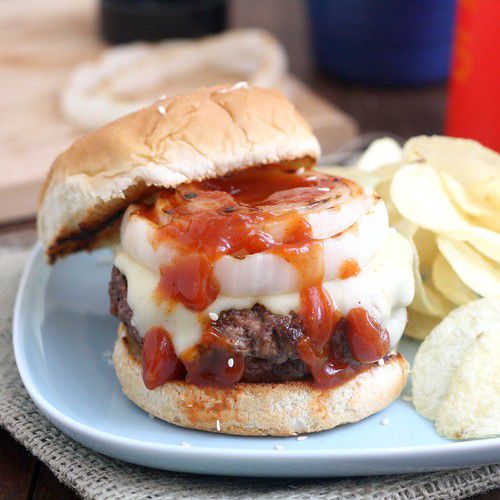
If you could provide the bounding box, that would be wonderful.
[109,266,310,382]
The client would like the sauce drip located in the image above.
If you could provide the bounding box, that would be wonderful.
[296,288,350,388]
[339,258,360,280]
[268,220,364,388]
[344,308,390,363]
[142,327,186,389]
[181,326,245,388]
[297,339,362,388]
[276,242,358,388]
[157,253,219,311]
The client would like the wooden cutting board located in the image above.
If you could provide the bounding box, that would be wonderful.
[0,0,357,223]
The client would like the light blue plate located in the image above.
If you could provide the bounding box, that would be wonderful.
[13,243,500,477]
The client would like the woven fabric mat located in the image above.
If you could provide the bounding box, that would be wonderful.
[1,246,499,500]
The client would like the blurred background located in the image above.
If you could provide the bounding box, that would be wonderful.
[1,0,499,225]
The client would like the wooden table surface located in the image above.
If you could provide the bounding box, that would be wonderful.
[0,1,498,499]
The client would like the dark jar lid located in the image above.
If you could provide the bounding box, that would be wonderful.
[100,0,227,44]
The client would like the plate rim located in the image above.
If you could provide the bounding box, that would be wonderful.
[13,242,500,467]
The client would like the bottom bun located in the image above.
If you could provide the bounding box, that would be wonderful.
[113,324,409,436]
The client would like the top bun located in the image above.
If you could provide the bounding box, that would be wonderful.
[38,84,320,261]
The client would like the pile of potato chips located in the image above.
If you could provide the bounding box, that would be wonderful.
[318,135,500,439]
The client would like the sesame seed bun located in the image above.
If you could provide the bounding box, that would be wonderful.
[37,85,320,262]
[113,324,409,436]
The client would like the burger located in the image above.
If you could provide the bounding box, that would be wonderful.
[38,84,414,436]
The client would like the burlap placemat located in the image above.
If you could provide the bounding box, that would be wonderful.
[1,246,499,499]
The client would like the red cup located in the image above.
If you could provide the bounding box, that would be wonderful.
[445,0,500,151]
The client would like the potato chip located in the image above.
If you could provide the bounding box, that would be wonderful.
[315,161,400,191]
[408,238,453,318]
[315,166,381,190]
[436,329,500,440]
[403,136,500,188]
[414,228,437,275]
[470,212,500,234]
[404,309,440,340]
[406,229,450,317]
[406,228,456,321]
[441,172,500,232]
[391,163,500,263]
[437,236,500,297]
[374,178,402,226]
[463,229,500,264]
[470,176,500,212]
[440,172,496,218]
[357,137,402,172]
[432,253,478,306]
[393,219,417,240]
[412,297,500,421]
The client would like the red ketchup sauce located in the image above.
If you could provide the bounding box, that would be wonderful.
[137,166,388,389]
[344,308,390,363]
[339,258,360,280]
[142,327,186,389]
[181,327,245,387]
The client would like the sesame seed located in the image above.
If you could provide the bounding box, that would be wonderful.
[381,416,390,425]
[296,436,308,441]
[317,187,330,192]
[232,81,249,90]
[275,445,284,451]
[227,358,235,368]
[180,442,192,448]
[218,81,249,93]
[209,312,219,321]
[216,419,221,432]
[377,358,385,366]
[102,351,113,365]
[306,176,317,181]
[158,105,166,115]
[159,94,167,100]
[296,167,305,175]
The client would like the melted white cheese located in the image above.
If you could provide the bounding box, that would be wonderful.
[114,229,414,356]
